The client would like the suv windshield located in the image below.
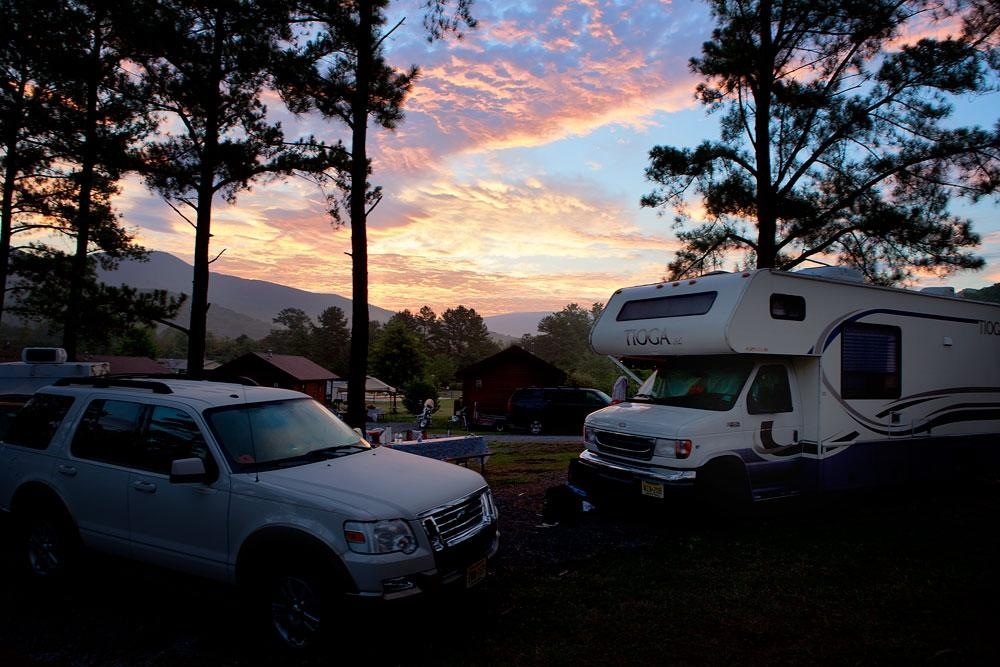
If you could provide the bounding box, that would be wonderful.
[206,398,369,471]
[632,358,754,411]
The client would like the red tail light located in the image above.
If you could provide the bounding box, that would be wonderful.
[675,439,693,458]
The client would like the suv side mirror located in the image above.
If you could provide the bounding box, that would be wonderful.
[170,457,210,484]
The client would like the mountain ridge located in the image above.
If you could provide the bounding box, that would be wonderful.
[96,252,547,339]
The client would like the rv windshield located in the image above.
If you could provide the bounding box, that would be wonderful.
[632,358,754,411]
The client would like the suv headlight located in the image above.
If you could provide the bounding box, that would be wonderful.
[344,519,418,555]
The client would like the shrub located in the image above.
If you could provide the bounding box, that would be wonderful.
[402,380,439,414]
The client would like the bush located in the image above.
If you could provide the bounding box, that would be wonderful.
[402,380,439,414]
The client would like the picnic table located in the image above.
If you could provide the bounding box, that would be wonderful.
[383,435,490,472]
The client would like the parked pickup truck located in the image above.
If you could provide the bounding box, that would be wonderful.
[0,377,498,650]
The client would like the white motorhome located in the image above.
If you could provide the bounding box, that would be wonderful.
[569,268,1000,508]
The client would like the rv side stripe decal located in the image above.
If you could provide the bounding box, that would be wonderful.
[815,308,979,354]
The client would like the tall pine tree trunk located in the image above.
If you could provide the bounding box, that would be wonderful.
[346,1,374,429]
[0,79,23,331]
[186,8,225,379]
[754,0,777,269]
[64,21,104,361]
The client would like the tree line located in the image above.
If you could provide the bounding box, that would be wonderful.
[2,0,475,427]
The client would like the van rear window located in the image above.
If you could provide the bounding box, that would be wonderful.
[616,291,717,321]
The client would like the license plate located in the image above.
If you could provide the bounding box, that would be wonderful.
[641,480,664,499]
[466,557,488,588]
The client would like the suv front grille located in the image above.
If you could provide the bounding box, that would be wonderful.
[421,489,496,553]
[595,430,655,461]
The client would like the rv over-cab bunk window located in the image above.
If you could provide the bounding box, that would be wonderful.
[616,291,717,322]
[841,324,901,400]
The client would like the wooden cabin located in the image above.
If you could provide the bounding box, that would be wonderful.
[459,345,566,429]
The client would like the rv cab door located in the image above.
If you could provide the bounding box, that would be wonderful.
[741,363,804,498]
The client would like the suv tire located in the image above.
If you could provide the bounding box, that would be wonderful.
[265,563,338,651]
[20,506,78,578]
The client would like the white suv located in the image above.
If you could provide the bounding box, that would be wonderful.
[0,377,498,649]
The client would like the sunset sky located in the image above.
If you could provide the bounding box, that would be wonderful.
[116,0,1000,318]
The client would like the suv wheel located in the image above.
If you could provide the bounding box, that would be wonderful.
[529,420,544,436]
[267,568,334,651]
[22,509,77,578]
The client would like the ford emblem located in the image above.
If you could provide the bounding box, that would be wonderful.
[618,422,627,428]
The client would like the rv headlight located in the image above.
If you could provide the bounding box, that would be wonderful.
[344,519,418,555]
[654,438,693,459]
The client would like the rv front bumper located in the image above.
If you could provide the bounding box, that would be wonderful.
[569,451,696,504]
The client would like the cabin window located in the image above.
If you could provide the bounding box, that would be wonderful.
[616,291,717,321]
[747,365,793,414]
[841,324,901,400]
[770,293,805,321]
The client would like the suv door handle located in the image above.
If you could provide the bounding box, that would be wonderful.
[57,465,77,477]
[132,480,157,494]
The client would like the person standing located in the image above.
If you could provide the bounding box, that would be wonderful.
[418,398,434,440]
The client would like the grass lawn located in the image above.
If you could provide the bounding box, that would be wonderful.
[445,440,1000,666]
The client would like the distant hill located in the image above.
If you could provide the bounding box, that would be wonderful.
[962,284,1000,303]
[95,252,551,341]
[96,252,396,335]
[483,311,552,338]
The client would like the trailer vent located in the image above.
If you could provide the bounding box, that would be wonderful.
[595,430,655,461]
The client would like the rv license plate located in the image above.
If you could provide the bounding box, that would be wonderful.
[466,558,487,588]
[641,480,664,499]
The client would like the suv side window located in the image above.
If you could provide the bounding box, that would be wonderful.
[543,389,564,404]
[140,406,212,475]
[71,399,145,466]
[3,394,76,450]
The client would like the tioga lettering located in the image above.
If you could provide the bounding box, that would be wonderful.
[980,320,1000,336]
[625,328,672,346]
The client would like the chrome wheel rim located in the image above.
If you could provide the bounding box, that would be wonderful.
[26,520,62,576]
[270,575,322,650]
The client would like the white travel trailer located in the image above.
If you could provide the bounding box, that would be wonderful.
[0,348,109,398]
[569,269,1000,507]
[0,348,110,436]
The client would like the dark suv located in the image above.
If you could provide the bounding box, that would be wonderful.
[506,387,611,435]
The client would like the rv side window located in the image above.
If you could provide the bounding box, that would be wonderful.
[841,324,901,400]
[770,293,805,321]
[616,291,717,321]
[747,365,793,414]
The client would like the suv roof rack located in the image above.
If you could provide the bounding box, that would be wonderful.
[52,377,174,394]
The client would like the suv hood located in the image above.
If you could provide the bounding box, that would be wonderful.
[246,447,487,520]
[585,401,718,438]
